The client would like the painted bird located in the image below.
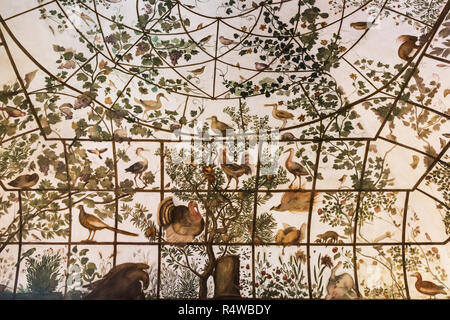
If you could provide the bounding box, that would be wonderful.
[265,103,294,129]
[270,182,317,212]
[77,205,138,242]
[134,93,168,119]
[8,173,39,189]
[255,62,272,71]
[125,147,150,187]
[284,148,309,188]
[199,35,213,44]
[113,126,129,143]
[412,272,446,298]
[350,22,372,30]
[206,116,233,135]
[24,70,38,89]
[220,149,252,189]
[88,148,108,159]
[59,104,73,120]
[0,106,26,117]
[157,197,205,243]
[188,66,206,76]
[275,223,307,254]
[219,36,239,46]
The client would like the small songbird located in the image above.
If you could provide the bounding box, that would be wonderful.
[77,205,138,242]
[157,197,205,243]
[8,173,39,189]
[199,35,212,44]
[350,22,371,30]
[72,10,95,25]
[255,62,272,71]
[219,36,239,46]
[88,148,108,159]
[412,272,446,298]
[188,66,206,75]
[0,106,26,117]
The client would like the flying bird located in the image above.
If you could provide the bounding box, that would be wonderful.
[8,174,39,189]
[157,197,205,243]
[88,148,108,159]
[77,205,138,242]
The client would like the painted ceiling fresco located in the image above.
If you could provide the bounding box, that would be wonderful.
[0,0,449,300]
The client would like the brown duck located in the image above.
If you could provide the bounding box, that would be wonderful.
[8,173,39,188]
[412,272,446,298]
[77,205,138,241]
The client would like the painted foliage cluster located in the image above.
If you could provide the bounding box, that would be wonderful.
[0,0,449,300]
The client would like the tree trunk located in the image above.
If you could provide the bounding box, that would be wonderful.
[213,255,241,299]
[199,276,209,299]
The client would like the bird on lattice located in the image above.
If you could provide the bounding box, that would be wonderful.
[8,173,39,189]
[125,147,151,187]
[77,205,138,242]
[157,197,204,243]
[220,149,252,190]
[283,148,309,189]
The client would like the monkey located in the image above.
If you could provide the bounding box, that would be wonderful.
[315,231,346,244]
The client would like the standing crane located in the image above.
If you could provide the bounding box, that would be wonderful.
[125,147,151,187]
[284,148,308,188]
